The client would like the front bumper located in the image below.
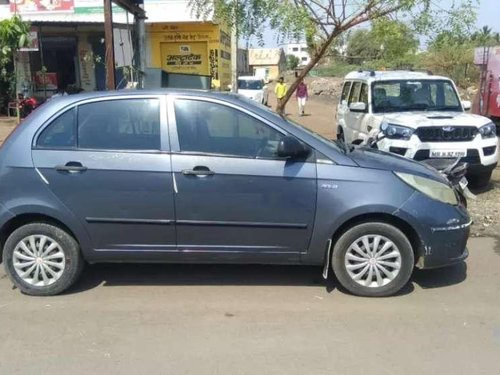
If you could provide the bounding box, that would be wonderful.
[395,191,471,270]
[378,134,499,172]
[415,220,471,269]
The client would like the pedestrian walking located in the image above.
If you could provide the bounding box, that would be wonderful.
[274,77,288,110]
[296,80,308,116]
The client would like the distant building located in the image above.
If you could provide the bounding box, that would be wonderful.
[0,0,232,95]
[248,48,286,81]
[285,43,311,66]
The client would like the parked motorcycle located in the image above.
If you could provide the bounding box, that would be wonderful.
[18,94,39,118]
[362,131,476,207]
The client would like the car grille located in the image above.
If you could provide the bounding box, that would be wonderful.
[414,149,480,164]
[416,126,477,142]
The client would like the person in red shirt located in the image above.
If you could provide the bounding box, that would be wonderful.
[296,80,308,116]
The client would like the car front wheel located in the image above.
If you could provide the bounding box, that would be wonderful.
[331,222,414,297]
[3,223,84,296]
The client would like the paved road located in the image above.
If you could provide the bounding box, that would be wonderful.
[1,237,499,374]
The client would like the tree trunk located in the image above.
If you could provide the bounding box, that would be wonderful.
[276,29,343,115]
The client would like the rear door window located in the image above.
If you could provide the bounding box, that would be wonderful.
[348,82,362,104]
[77,99,161,150]
[37,108,76,148]
[341,82,352,102]
[359,83,368,106]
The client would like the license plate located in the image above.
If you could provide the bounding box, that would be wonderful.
[429,150,467,158]
[459,177,468,189]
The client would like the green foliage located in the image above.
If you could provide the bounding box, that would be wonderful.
[371,18,419,64]
[189,0,479,112]
[345,29,381,64]
[422,33,479,88]
[286,54,300,70]
[0,15,30,74]
[0,15,30,111]
[471,26,500,47]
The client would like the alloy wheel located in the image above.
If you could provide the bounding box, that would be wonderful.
[12,235,66,287]
[344,234,402,288]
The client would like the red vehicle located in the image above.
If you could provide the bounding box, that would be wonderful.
[473,46,500,128]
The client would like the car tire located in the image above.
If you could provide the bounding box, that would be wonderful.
[468,171,492,189]
[331,222,414,297]
[3,223,84,296]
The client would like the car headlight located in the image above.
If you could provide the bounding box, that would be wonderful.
[380,121,414,140]
[395,172,458,205]
[478,122,496,139]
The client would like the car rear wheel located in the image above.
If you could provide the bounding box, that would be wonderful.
[3,223,84,296]
[331,222,414,297]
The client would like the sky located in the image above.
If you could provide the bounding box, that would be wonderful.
[252,0,499,48]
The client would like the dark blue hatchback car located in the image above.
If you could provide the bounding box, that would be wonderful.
[0,90,470,296]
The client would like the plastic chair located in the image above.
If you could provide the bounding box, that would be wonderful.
[7,102,18,117]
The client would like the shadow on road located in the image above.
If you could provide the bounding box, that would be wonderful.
[412,262,467,289]
[67,264,335,295]
[64,261,467,296]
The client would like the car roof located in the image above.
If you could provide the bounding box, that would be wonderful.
[344,70,452,82]
[45,89,246,107]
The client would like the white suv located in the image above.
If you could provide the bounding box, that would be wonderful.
[336,70,498,187]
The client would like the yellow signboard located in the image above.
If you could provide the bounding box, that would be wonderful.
[160,42,208,75]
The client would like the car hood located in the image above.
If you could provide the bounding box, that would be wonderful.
[348,146,448,183]
[378,111,491,128]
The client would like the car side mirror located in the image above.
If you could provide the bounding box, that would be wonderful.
[277,136,311,159]
[462,100,471,111]
[349,102,367,112]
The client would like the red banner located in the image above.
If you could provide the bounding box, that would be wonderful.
[10,0,75,13]
[35,72,58,90]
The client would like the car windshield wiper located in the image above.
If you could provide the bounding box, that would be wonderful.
[429,106,461,111]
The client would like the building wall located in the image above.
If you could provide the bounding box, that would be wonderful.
[285,43,311,66]
[250,65,281,81]
[147,22,231,90]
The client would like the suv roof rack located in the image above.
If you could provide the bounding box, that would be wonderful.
[357,69,376,77]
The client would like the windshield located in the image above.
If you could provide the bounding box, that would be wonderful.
[238,79,263,90]
[372,79,462,113]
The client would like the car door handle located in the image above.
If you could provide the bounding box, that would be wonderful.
[182,166,215,176]
[55,162,88,173]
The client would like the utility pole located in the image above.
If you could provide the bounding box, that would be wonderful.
[137,2,147,88]
[230,0,238,93]
[104,0,116,90]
